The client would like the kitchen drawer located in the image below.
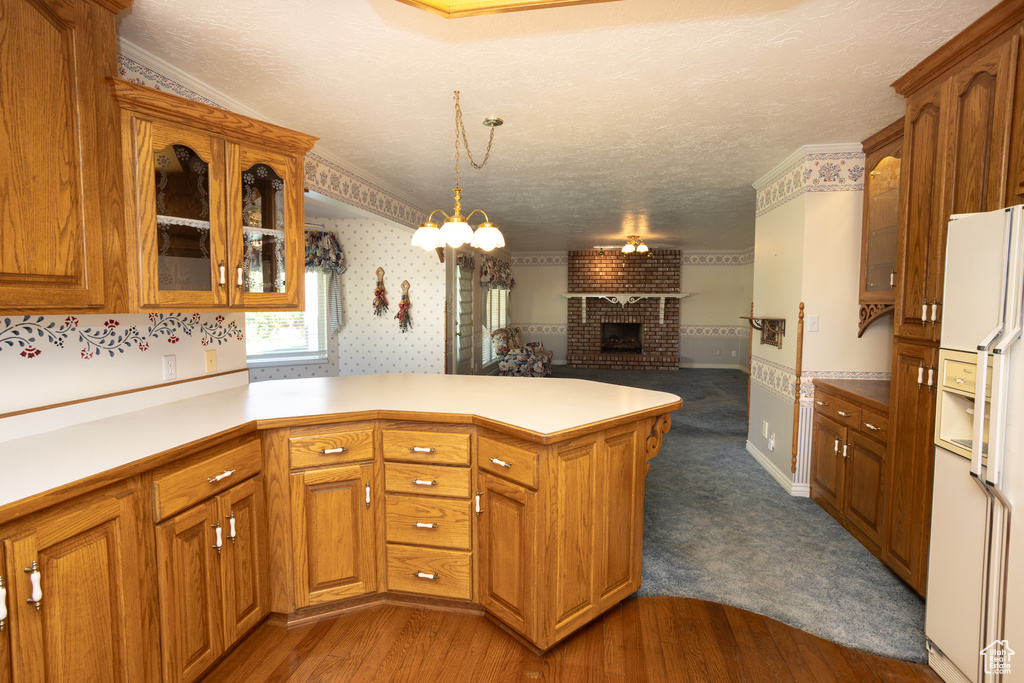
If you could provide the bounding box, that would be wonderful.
[382,429,470,466]
[386,544,472,600]
[385,496,471,550]
[860,408,889,443]
[385,462,471,498]
[290,426,374,469]
[153,438,261,521]
[830,396,862,429]
[478,434,540,489]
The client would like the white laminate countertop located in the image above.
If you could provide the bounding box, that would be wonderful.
[0,374,681,513]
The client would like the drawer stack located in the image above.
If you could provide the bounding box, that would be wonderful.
[382,428,473,601]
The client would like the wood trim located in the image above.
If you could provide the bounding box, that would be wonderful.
[861,116,905,153]
[891,0,1024,95]
[792,302,804,474]
[0,369,249,420]
[108,79,318,155]
[90,0,133,13]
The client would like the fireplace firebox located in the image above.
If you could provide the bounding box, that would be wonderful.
[601,322,642,353]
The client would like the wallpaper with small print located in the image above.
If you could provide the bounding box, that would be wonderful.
[251,217,445,381]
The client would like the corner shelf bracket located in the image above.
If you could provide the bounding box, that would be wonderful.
[740,316,786,349]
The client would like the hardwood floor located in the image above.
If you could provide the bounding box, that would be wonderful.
[200,597,942,682]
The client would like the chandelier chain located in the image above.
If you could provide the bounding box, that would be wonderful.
[453,91,496,188]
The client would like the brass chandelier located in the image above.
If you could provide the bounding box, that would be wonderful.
[621,235,650,255]
[411,91,505,252]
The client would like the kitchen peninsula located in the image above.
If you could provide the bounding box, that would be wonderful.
[0,374,680,681]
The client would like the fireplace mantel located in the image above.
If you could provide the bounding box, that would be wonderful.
[561,292,691,324]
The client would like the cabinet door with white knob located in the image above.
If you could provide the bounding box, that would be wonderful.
[218,476,268,646]
[5,483,146,683]
[156,499,224,683]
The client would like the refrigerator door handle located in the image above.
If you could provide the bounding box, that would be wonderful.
[972,348,991,480]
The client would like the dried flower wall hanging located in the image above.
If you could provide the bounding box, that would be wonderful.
[373,267,389,316]
[397,280,412,333]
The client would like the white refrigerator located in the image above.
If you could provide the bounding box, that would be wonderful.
[927,205,1024,683]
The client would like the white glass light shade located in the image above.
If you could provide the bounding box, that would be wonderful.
[636,242,649,253]
[621,243,635,254]
[440,220,474,247]
[411,225,443,250]
[470,225,505,251]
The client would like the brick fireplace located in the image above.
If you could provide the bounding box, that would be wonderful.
[566,249,680,370]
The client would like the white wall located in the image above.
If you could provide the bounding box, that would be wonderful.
[509,253,569,365]
[747,145,891,495]
[0,313,247,414]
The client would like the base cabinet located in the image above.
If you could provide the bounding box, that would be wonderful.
[155,475,268,683]
[810,382,889,562]
[290,463,377,606]
[477,470,539,642]
[2,483,147,682]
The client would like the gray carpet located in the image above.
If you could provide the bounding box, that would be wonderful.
[552,367,927,663]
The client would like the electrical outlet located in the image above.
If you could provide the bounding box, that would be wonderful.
[716,349,721,356]
[162,355,177,381]
[762,420,769,438]
[807,315,820,332]
[731,350,737,357]
[204,349,217,373]
[769,433,776,451]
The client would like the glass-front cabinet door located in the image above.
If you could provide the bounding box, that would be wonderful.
[858,116,903,335]
[228,146,302,310]
[137,123,228,308]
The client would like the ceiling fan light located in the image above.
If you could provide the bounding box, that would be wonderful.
[411,223,443,250]
[440,220,473,247]
[470,224,505,251]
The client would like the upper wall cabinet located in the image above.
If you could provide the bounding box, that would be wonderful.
[110,80,318,311]
[892,20,1020,340]
[858,117,903,336]
[0,0,131,313]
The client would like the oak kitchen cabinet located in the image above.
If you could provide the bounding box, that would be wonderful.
[111,80,318,312]
[0,481,148,682]
[152,436,267,683]
[0,0,131,312]
[382,426,474,602]
[810,381,890,556]
[858,116,903,336]
[881,2,1024,596]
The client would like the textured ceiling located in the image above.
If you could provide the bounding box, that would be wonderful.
[116,0,1000,252]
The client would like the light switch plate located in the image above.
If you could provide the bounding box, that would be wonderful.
[807,315,819,332]
[204,349,217,373]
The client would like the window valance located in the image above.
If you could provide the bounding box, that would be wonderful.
[480,255,515,289]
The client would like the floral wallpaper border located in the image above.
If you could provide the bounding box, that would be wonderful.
[750,355,797,401]
[680,325,750,338]
[755,151,865,218]
[511,252,569,266]
[0,314,242,360]
[516,323,567,335]
[117,53,427,231]
[681,250,754,266]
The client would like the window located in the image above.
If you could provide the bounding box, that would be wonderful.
[245,270,328,365]
[481,285,509,366]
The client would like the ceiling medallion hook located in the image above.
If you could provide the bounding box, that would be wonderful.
[412,91,506,255]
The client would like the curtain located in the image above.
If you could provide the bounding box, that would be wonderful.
[479,254,515,289]
[304,228,346,336]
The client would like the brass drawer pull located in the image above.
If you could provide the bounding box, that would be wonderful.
[410,447,436,453]
[321,447,347,454]
[865,423,882,432]
[837,410,851,417]
[489,457,512,468]
[815,400,828,406]
[414,572,439,580]
[413,522,438,529]
[411,479,437,486]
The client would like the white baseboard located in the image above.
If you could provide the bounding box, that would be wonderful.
[745,440,809,497]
